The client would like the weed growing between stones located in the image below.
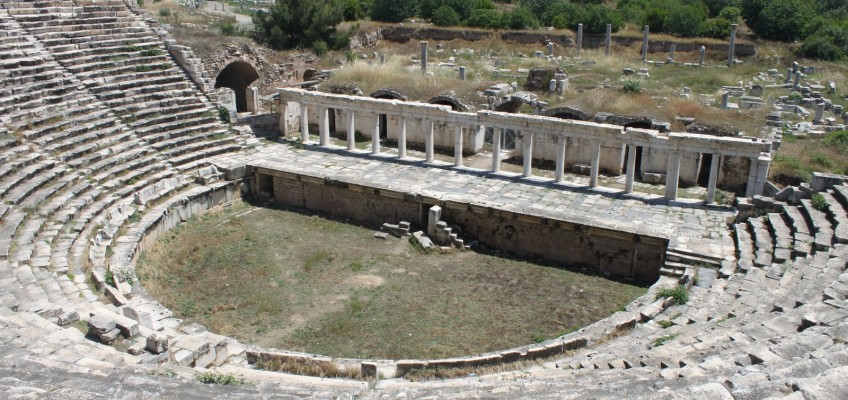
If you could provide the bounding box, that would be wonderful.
[655,285,689,305]
[195,372,248,385]
[651,334,679,347]
[811,193,829,212]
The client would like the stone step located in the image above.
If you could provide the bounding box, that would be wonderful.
[665,249,722,268]
[800,198,834,251]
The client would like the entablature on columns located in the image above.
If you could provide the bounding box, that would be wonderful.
[280,88,772,162]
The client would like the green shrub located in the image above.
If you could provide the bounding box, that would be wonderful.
[218,106,231,124]
[158,7,170,18]
[810,153,833,168]
[433,5,461,26]
[219,22,239,36]
[466,9,507,29]
[811,193,829,212]
[824,130,848,148]
[655,285,688,305]
[741,0,813,41]
[196,372,247,385]
[622,80,642,93]
[312,40,329,56]
[370,0,417,22]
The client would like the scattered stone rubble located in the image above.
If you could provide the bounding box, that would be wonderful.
[1,1,848,399]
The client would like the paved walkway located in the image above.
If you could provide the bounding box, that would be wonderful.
[211,140,737,260]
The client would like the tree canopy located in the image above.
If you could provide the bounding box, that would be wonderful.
[253,0,355,53]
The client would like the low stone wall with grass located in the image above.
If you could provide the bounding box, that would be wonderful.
[251,167,668,283]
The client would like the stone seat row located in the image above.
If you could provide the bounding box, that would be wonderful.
[39,30,153,50]
[70,53,171,77]
[48,40,162,62]
[24,20,144,36]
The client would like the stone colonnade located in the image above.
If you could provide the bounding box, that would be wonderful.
[279,88,772,202]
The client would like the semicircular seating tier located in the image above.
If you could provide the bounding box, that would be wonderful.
[0,1,846,398]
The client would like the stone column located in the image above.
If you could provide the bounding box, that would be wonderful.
[346,110,355,151]
[371,115,380,154]
[669,44,676,63]
[590,141,601,188]
[398,118,407,159]
[785,68,793,84]
[605,24,612,56]
[420,41,428,73]
[555,136,567,182]
[793,61,799,73]
[664,151,682,200]
[625,144,637,193]
[727,24,738,66]
[459,66,466,80]
[427,205,442,238]
[641,25,649,62]
[705,154,720,204]
[278,100,288,137]
[576,23,583,57]
[425,121,434,163]
[300,103,309,142]
[547,42,554,56]
[246,86,259,115]
[319,107,330,146]
[794,71,802,88]
[454,125,463,167]
[745,156,770,197]
[721,92,729,110]
[380,54,385,65]
[522,132,533,177]
[814,103,825,124]
[491,128,502,172]
[699,46,705,66]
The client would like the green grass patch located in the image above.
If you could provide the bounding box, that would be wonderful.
[196,372,247,385]
[655,285,688,305]
[137,202,647,359]
[811,193,829,212]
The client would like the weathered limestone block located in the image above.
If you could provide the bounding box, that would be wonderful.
[122,306,152,329]
[146,333,169,354]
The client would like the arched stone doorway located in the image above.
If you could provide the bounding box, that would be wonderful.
[426,95,470,112]
[371,89,408,139]
[215,61,259,112]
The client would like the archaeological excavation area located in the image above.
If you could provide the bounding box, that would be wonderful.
[0,0,847,399]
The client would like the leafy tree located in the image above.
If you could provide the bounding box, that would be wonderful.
[702,0,741,17]
[582,5,623,34]
[540,1,580,27]
[700,18,731,38]
[253,0,354,51]
[433,5,461,26]
[339,0,372,21]
[508,7,539,29]
[664,3,707,37]
[420,0,474,21]
[465,9,508,29]
[741,0,813,41]
[370,0,417,22]
[520,0,558,18]
[800,23,848,60]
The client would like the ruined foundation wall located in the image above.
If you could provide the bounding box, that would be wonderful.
[254,168,667,282]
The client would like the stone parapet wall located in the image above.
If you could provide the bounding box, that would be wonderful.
[252,167,668,282]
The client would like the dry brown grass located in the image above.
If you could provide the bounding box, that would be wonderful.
[136,202,646,360]
[257,358,364,380]
[322,56,491,102]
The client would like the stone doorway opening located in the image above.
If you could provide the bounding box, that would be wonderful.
[215,61,259,112]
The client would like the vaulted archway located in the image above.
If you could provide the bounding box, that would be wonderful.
[215,61,259,112]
